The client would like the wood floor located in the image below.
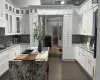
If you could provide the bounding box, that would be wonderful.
[0,58,91,80]
[49,58,91,80]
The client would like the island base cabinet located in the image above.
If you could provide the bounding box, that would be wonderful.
[9,61,48,80]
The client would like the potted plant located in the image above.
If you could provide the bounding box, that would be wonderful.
[33,24,45,52]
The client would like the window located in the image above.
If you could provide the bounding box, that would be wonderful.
[16,9,20,14]
[25,10,29,14]
[5,4,8,9]
[16,17,20,33]
[9,6,12,11]
[21,10,24,14]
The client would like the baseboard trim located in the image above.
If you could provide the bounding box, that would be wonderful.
[62,59,76,61]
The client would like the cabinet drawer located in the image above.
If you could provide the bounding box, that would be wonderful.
[0,52,9,60]
[0,62,9,76]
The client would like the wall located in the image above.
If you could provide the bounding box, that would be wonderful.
[96,1,100,80]
[6,0,41,7]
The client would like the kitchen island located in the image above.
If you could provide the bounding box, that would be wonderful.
[9,48,49,80]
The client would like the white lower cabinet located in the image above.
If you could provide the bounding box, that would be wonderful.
[0,44,29,77]
[76,45,96,77]
[0,50,9,76]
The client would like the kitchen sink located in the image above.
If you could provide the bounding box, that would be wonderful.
[22,49,34,54]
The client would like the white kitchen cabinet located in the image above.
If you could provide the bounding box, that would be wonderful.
[63,15,72,35]
[87,9,94,36]
[80,0,92,15]
[72,10,81,34]
[72,45,76,60]
[76,45,96,77]
[5,12,15,35]
[81,12,88,35]
[62,15,73,60]
[0,50,9,77]
[15,15,21,34]
[20,15,30,34]
[0,0,5,20]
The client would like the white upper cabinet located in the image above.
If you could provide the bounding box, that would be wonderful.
[15,16,21,34]
[0,0,7,28]
[0,0,5,19]
[78,0,98,36]
[80,0,92,14]
[87,9,94,36]
[20,15,30,34]
[72,10,81,34]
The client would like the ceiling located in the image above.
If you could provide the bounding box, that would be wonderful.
[41,0,86,6]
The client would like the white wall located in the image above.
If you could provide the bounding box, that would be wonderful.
[6,0,41,7]
[96,1,100,80]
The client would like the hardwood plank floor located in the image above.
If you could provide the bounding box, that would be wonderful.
[49,58,91,80]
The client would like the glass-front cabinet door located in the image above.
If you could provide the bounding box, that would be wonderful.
[16,16,20,33]
[5,13,13,35]
[9,15,12,33]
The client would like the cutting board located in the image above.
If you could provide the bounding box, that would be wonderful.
[14,54,37,60]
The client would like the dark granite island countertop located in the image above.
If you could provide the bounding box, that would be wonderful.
[9,49,49,80]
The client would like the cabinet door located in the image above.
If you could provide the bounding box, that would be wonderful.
[62,36,72,60]
[20,15,30,34]
[9,15,13,33]
[87,9,94,36]
[0,0,5,19]
[72,45,76,59]
[16,16,21,34]
[12,14,16,34]
[0,50,9,76]
[72,12,81,34]
[82,13,87,35]
[87,58,94,76]
[63,15,72,35]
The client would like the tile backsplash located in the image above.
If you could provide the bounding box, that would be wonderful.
[0,36,13,44]
[72,35,84,43]
[20,35,30,43]
[0,35,30,44]
[72,35,94,45]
